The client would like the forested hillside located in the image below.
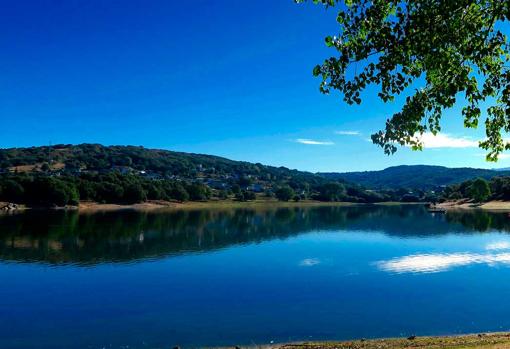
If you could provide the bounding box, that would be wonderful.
[0,144,406,206]
[320,165,510,190]
[0,144,316,181]
[5,145,505,207]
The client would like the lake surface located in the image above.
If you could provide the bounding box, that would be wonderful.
[2,205,510,348]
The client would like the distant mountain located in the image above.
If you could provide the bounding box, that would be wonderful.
[319,165,510,190]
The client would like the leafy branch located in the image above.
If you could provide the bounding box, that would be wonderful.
[297,0,510,160]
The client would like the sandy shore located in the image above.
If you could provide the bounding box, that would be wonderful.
[77,199,364,212]
[1,200,425,213]
[437,200,510,211]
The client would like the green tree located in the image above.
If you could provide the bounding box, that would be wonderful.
[231,184,241,195]
[123,182,147,204]
[298,0,510,160]
[41,162,50,172]
[97,182,124,203]
[217,189,229,200]
[1,179,25,203]
[491,176,510,200]
[275,186,295,201]
[449,191,463,201]
[316,182,346,202]
[238,176,253,187]
[186,183,211,201]
[28,178,79,206]
[146,182,164,200]
[234,191,246,201]
[469,178,491,202]
[78,180,97,201]
[244,190,256,201]
[170,183,189,202]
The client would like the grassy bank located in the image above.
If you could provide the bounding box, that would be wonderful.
[78,199,365,212]
[231,333,510,349]
[1,199,424,212]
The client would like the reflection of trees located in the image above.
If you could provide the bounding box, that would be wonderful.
[444,210,510,232]
[1,205,509,265]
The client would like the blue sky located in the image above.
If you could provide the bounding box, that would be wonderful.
[0,0,507,172]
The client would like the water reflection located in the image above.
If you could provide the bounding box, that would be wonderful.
[1,205,510,266]
[299,258,321,267]
[377,252,510,274]
[486,241,510,250]
[4,205,510,348]
[377,237,510,274]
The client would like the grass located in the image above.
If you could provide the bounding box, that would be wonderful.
[8,162,65,173]
[273,333,510,349]
[213,333,510,349]
[77,198,363,212]
[3,198,421,213]
[209,333,510,349]
[77,198,424,212]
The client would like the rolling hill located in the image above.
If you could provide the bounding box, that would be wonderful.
[319,165,510,190]
[2,145,510,194]
[0,143,323,184]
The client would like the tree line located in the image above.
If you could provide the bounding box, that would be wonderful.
[0,171,440,207]
[440,177,510,203]
[0,173,211,207]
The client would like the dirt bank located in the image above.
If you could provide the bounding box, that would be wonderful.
[438,200,510,211]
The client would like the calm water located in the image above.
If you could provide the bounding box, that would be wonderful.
[2,205,510,348]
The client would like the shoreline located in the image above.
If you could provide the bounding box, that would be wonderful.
[213,332,510,349]
[76,199,404,212]
[0,200,424,213]
[9,199,510,212]
[437,200,510,211]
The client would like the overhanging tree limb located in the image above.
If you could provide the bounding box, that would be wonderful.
[297,0,510,160]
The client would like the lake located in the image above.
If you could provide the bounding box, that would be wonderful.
[2,205,510,348]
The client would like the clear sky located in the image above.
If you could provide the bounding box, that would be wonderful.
[1,1,508,172]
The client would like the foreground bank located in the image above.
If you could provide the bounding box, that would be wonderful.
[262,333,510,349]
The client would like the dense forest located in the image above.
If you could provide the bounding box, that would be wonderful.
[0,144,437,207]
[442,177,510,203]
[5,144,506,207]
[0,144,323,182]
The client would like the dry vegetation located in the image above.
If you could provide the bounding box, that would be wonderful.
[273,333,510,349]
[77,198,360,212]
[8,162,65,173]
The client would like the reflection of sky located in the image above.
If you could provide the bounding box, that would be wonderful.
[377,240,510,274]
[486,241,510,251]
[299,258,320,267]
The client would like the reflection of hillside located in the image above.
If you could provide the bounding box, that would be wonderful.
[1,205,509,265]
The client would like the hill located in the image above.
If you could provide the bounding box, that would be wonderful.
[0,143,322,185]
[3,145,507,207]
[319,165,510,190]
[0,144,390,206]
